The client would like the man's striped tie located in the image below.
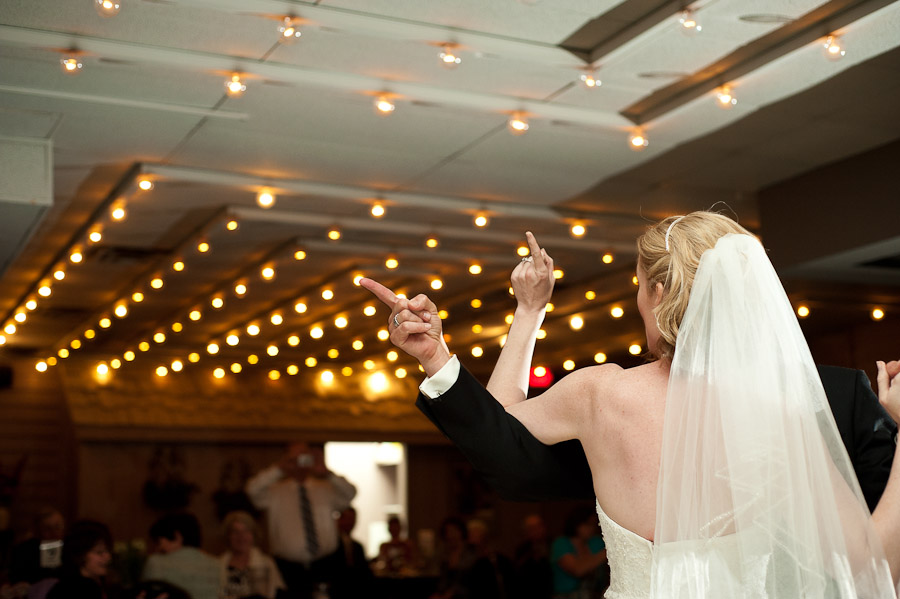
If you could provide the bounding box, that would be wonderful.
[299,483,319,557]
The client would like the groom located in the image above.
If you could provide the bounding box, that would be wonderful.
[416,360,898,511]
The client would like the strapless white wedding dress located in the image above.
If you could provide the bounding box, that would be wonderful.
[596,501,770,599]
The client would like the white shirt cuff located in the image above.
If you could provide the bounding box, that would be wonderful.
[419,355,460,399]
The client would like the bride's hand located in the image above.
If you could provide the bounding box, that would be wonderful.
[876,360,900,423]
[510,231,554,314]
[359,278,451,376]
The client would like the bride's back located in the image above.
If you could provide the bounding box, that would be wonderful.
[582,360,670,542]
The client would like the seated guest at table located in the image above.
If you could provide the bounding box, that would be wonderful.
[142,513,219,599]
[45,520,113,599]
[8,507,65,589]
[375,515,417,575]
[464,518,514,599]
[429,517,475,599]
[512,514,553,599]
[318,507,373,599]
[219,511,286,599]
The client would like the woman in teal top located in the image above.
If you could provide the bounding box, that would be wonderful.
[550,505,607,599]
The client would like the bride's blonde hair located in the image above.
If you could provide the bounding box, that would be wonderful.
[637,211,753,360]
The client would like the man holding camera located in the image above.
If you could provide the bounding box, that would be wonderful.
[246,442,357,599]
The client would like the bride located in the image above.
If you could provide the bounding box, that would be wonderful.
[362,211,900,598]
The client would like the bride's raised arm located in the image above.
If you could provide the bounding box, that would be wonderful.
[485,231,554,407]
[872,359,900,583]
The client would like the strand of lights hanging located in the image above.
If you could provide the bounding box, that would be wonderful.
[8,173,153,350]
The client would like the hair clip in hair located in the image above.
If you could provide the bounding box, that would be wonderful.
[665,216,685,252]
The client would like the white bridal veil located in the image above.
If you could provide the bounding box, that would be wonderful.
[650,234,896,598]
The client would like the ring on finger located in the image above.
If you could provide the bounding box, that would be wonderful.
[521,256,533,263]
[393,314,401,328]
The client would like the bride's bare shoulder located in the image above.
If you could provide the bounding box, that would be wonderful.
[575,361,667,398]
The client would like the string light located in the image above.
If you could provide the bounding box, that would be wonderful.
[294,301,307,313]
[60,57,83,75]
[871,308,885,321]
[553,269,564,279]
[507,112,529,135]
[327,228,341,241]
[334,316,349,328]
[471,346,484,358]
[84,329,96,339]
[38,285,52,297]
[212,296,225,309]
[823,35,846,60]
[610,306,624,318]
[226,219,239,231]
[375,95,395,115]
[53,270,65,281]
[570,223,586,238]
[430,279,443,290]
[171,322,183,332]
[156,366,168,378]
[569,316,584,330]
[594,352,607,364]
[94,0,121,17]
[88,229,102,243]
[602,253,614,264]
[270,313,283,326]
[207,342,220,354]
[679,9,702,35]
[137,178,154,191]
[364,305,377,316]
[287,364,300,375]
[261,266,275,280]
[124,350,135,361]
[70,250,84,263]
[288,335,300,346]
[150,277,164,289]
[310,326,324,339]
[197,241,210,253]
[114,303,128,318]
[517,245,529,257]
[111,204,126,220]
[35,361,48,373]
[137,341,149,351]
[395,367,407,379]
[26,299,38,310]
[214,368,226,379]
[234,283,247,296]
[267,344,279,357]
[173,260,185,272]
[231,363,243,374]
[371,202,386,218]
[563,360,576,371]
[305,357,318,367]
[377,328,389,341]
[715,85,737,108]
[225,73,247,96]
[797,305,810,318]
[327,348,339,359]
[468,264,482,275]
[14,312,26,323]
[153,331,165,343]
[171,360,183,372]
[321,289,334,300]
[385,257,399,269]
[439,44,461,68]
[294,250,307,261]
[628,129,649,151]
[472,324,483,334]
[352,339,364,350]
[277,16,302,44]
[474,213,489,228]
[226,334,240,346]
[257,190,275,208]
[629,343,642,355]
[425,237,439,249]
[132,292,144,302]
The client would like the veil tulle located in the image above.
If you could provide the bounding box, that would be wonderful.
[650,234,896,598]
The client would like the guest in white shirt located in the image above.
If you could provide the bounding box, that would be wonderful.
[219,510,286,599]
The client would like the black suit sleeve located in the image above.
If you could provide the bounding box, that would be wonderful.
[818,365,897,512]
[416,363,595,501]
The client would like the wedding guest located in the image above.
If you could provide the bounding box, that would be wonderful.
[8,508,65,586]
[318,507,373,599]
[429,517,475,599]
[142,513,219,599]
[550,506,606,599]
[245,442,356,598]
[219,511,285,599]
[375,515,417,574]
[512,514,553,599]
[45,520,113,599]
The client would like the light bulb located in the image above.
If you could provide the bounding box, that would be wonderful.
[226,334,239,346]
[679,9,702,35]
[26,299,38,310]
[256,190,275,208]
[137,178,154,190]
[94,0,121,17]
[602,253,614,264]
[60,57,83,75]
[610,306,624,318]
[570,223,586,237]
[563,360,576,371]
[270,313,283,325]
[327,228,341,241]
[425,237,439,248]
[294,250,307,260]
[570,315,584,330]
[212,296,225,309]
[171,360,183,372]
[580,72,600,89]
[871,308,885,321]
[173,260,185,272]
[234,283,247,296]
[150,277,164,289]
[321,289,334,300]
[474,214,489,228]
[375,95,395,115]
[89,230,102,243]
[111,205,126,220]
[797,305,810,318]
[715,85,737,108]
[213,368,225,379]
[288,335,300,346]
[197,241,210,253]
[335,316,348,328]
[823,35,846,60]
[38,285,51,297]
[439,45,461,68]
[371,202,385,218]
[226,219,239,231]
[277,16,302,44]
[430,279,443,290]
[261,266,275,280]
[507,113,529,135]
[226,73,247,96]
[594,352,607,364]
[629,343,642,355]
[53,270,65,281]
[628,130,649,151]
[469,264,482,275]
[294,301,307,313]
[114,304,128,318]
[385,257,399,269]
[70,250,83,263]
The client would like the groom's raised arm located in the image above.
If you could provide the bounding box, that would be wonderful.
[417,356,594,501]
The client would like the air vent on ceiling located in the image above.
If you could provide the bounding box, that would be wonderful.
[739,14,794,24]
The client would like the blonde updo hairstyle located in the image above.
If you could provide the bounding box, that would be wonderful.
[637,212,753,361]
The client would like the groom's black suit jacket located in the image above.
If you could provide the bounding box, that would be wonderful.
[416,363,897,511]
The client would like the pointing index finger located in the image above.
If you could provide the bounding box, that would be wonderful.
[359,277,397,309]
[525,231,546,272]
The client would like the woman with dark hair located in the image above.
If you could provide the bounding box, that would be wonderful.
[550,506,606,599]
[45,519,113,599]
